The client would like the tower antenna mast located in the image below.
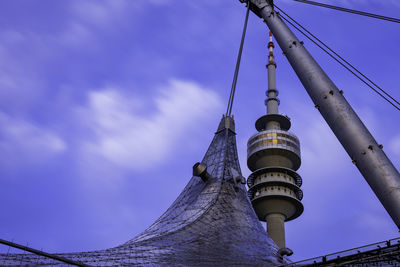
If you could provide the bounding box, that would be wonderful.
[241,0,400,229]
[246,30,304,251]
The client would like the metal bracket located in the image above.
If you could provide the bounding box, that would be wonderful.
[278,247,293,257]
[239,0,271,18]
[230,167,246,191]
[193,162,212,182]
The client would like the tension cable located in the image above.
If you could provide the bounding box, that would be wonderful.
[274,4,400,112]
[293,0,400,24]
[226,1,250,117]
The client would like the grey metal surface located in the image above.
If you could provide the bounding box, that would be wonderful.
[0,116,283,266]
[249,0,400,229]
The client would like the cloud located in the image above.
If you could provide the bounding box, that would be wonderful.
[60,0,137,47]
[0,112,67,167]
[300,118,345,173]
[60,21,93,47]
[79,79,222,170]
[146,0,171,5]
[390,135,400,155]
[388,135,400,167]
[70,0,131,28]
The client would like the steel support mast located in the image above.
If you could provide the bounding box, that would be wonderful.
[242,0,400,229]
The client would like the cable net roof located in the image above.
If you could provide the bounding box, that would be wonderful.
[0,116,283,266]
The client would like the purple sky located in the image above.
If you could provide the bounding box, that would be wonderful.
[0,0,399,262]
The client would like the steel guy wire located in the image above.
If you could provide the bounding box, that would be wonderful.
[274,4,400,108]
[226,1,250,117]
[293,0,400,24]
[274,5,400,111]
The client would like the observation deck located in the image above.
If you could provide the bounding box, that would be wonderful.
[247,129,301,171]
[247,168,304,222]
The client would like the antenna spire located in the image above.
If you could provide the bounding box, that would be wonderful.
[268,31,275,66]
[265,31,279,118]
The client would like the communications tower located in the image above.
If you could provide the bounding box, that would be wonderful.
[247,32,304,249]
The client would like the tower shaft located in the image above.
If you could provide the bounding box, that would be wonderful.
[247,31,304,250]
[266,213,286,249]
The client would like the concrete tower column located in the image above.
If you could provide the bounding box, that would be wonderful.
[266,213,286,249]
[247,32,303,250]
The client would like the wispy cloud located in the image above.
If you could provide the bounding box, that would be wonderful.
[388,135,400,167]
[71,0,128,26]
[78,79,222,170]
[0,112,66,168]
[390,135,400,155]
